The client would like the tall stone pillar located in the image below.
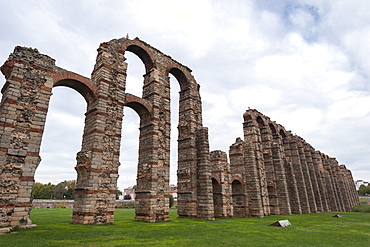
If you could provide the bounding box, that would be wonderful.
[271,134,291,215]
[132,67,171,222]
[243,142,264,217]
[304,144,323,211]
[312,151,329,211]
[177,84,212,219]
[286,134,310,213]
[344,168,360,207]
[297,138,317,213]
[331,160,345,212]
[0,47,56,227]
[195,128,214,220]
[338,165,351,211]
[177,88,200,218]
[282,136,302,214]
[260,127,278,215]
[340,166,352,209]
[328,159,343,211]
[73,41,125,224]
[242,116,269,216]
[322,156,339,211]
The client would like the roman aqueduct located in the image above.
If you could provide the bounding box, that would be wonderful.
[0,37,359,228]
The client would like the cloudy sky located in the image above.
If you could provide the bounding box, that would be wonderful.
[1,0,369,190]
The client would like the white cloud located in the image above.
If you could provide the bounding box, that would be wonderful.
[1,0,370,187]
[327,92,370,121]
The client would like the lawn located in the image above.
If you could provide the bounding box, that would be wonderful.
[1,208,370,246]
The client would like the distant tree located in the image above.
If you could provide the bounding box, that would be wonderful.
[116,189,123,199]
[53,181,67,199]
[132,185,137,190]
[32,180,76,199]
[169,194,174,208]
[358,184,370,195]
[53,180,76,199]
[64,180,76,199]
[32,182,55,199]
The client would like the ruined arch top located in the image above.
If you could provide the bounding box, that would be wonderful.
[243,109,289,138]
[100,37,197,92]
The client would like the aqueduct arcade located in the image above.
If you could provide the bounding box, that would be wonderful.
[0,37,359,228]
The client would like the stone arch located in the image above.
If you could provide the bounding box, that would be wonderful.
[102,37,211,221]
[161,56,210,219]
[256,116,265,128]
[0,47,100,228]
[124,93,153,118]
[212,177,221,191]
[231,176,243,185]
[168,67,191,91]
[122,94,153,194]
[212,177,222,217]
[118,39,157,73]
[47,73,93,202]
[126,45,156,73]
[231,179,247,217]
[51,72,116,225]
[269,123,277,134]
[211,175,221,185]
[51,71,97,105]
[279,129,287,138]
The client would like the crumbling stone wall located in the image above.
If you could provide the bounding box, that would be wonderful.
[0,37,214,227]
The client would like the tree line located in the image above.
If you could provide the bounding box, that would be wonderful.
[32,180,123,200]
[32,180,76,199]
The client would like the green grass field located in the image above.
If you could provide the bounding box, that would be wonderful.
[1,208,370,246]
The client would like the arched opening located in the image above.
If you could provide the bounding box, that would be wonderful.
[53,79,95,105]
[232,179,246,217]
[119,107,140,201]
[212,177,223,218]
[118,50,146,203]
[121,96,152,202]
[279,129,286,138]
[256,116,265,128]
[169,68,189,91]
[269,124,276,134]
[126,45,155,73]
[124,51,145,96]
[36,86,86,203]
[169,67,193,217]
[169,73,180,199]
